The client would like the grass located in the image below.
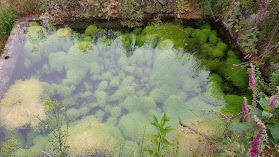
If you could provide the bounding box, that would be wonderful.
[0,6,17,55]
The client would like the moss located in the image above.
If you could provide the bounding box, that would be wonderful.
[77,41,94,53]
[209,34,218,45]
[184,27,195,35]
[95,110,105,121]
[27,25,44,36]
[56,28,73,37]
[66,116,122,156]
[0,79,46,130]
[132,28,142,35]
[136,23,188,49]
[209,48,225,58]
[200,23,211,30]
[219,51,248,90]
[202,59,224,71]
[216,42,227,52]
[117,33,135,51]
[156,39,174,50]
[192,29,208,45]
[82,36,92,42]
[84,25,98,37]
[223,95,244,114]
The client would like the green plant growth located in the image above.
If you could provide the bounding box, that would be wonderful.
[145,113,174,156]
[0,140,19,157]
[35,99,69,157]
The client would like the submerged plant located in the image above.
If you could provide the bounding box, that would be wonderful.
[0,79,46,130]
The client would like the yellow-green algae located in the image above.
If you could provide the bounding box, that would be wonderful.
[66,116,122,156]
[0,79,46,130]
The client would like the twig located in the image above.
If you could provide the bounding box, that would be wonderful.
[179,117,210,140]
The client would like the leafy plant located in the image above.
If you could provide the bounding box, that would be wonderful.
[239,27,259,54]
[0,140,19,157]
[35,99,69,157]
[145,113,174,156]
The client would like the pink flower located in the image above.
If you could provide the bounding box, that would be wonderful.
[254,16,257,24]
[242,97,248,116]
[181,129,185,133]
[249,67,254,87]
[263,7,267,12]
[215,17,220,22]
[238,134,243,137]
[268,93,279,108]
[233,64,237,67]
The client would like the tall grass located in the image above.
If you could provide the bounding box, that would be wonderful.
[0,6,17,53]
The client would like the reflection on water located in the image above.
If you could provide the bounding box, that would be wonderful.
[0,23,225,156]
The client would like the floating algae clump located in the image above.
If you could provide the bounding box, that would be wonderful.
[66,116,122,156]
[84,25,98,37]
[0,79,46,130]
[55,28,73,36]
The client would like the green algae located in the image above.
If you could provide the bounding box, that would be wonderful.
[0,22,250,155]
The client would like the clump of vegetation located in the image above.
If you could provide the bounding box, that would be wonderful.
[66,116,122,156]
[0,79,46,130]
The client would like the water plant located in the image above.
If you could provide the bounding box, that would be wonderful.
[0,79,46,130]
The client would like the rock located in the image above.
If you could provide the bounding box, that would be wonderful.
[158,0,168,6]
[143,0,163,14]
[165,0,176,13]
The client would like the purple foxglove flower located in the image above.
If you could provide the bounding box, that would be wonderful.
[268,93,279,108]
[243,97,248,116]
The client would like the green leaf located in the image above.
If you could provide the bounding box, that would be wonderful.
[262,110,273,119]
[153,115,159,123]
[258,97,271,111]
[230,122,249,135]
[268,123,279,143]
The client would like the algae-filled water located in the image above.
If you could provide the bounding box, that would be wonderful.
[0,22,245,156]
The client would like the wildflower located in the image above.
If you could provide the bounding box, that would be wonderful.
[238,134,243,137]
[232,68,234,69]
[242,97,249,116]
[268,93,279,108]
[250,115,267,157]
[249,66,254,87]
[190,148,193,151]
[181,129,185,133]
[215,17,220,22]
[233,64,237,67]
[254,15,257,24]
[263,7,267,12]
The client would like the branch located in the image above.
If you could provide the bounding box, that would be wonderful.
[179,117,210,140]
